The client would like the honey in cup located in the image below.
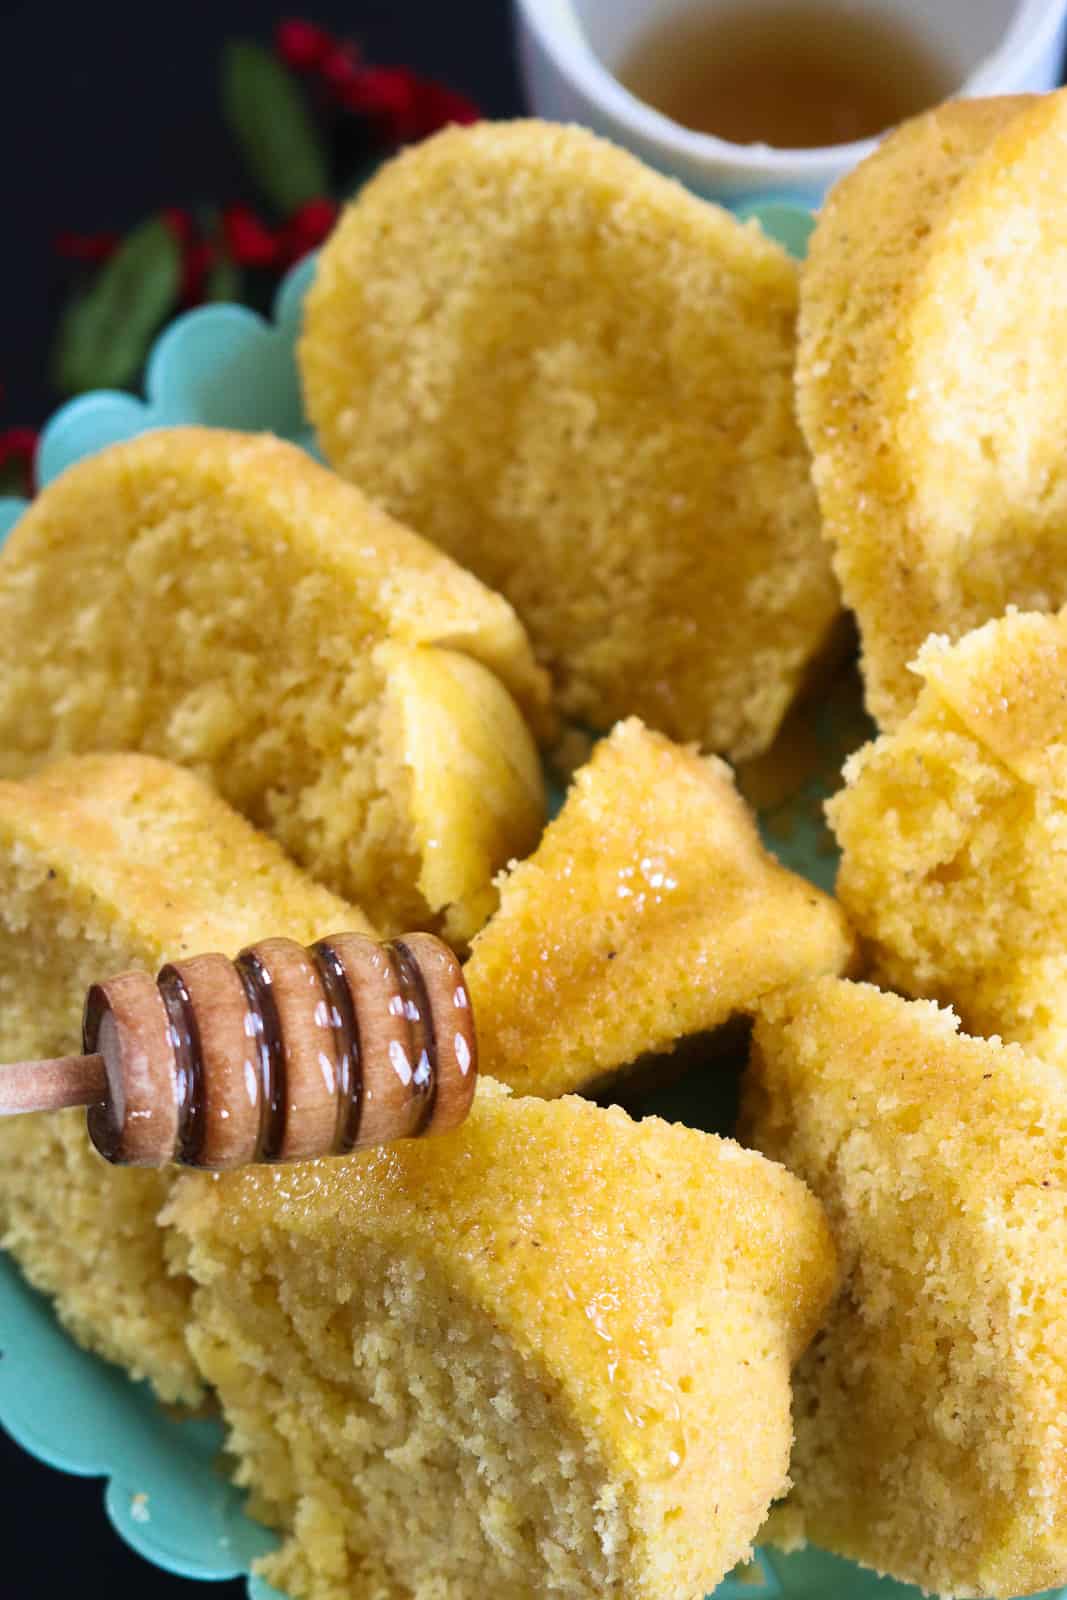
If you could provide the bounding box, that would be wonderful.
[618,2,956,149]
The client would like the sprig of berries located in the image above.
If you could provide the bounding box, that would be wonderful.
[0,16,482,485]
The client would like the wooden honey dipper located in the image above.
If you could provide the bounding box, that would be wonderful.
[0,933,477,1170]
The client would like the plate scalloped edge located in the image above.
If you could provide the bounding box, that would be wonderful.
[0,253,319,553]
[0,1254,277,1585]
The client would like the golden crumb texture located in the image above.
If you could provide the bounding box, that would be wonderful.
[798,91,1067,728]
[0,427,548,937]
[0,752,367,1403]
[829,608,1067,1069]
[165,1080,836,1600]
[467,718,855,1098]
[302,119,839,761]
[743,978,1067,1597]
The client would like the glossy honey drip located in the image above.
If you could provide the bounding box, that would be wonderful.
[157,965,207,1167]
[309,938,363,1155]
[390,939,437,1134]
[233,947,289,1164]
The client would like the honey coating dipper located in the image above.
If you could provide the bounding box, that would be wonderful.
[0,933,477,1169]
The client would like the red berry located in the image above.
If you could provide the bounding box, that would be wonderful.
[409,81,481,140]
[221,205,281,269]
[333,63,480,143]
[339,64,418,141]
[291,197,338,238]
[276,18,336,71]
[280,197,339,264]
[321,41,363,92]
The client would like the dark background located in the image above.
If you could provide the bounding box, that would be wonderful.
[0,3,519,1588]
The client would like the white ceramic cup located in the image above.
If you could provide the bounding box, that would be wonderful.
[514,0,1067,205]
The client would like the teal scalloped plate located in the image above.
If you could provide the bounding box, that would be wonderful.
[0,207,1050,1600]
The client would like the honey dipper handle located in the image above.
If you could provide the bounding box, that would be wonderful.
[0,932,476,1165]
[0,1052,107,1116]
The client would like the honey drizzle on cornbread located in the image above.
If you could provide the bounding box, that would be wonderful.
[567,1277,688,1480]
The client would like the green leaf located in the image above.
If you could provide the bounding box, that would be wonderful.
[222,40,330,214]
[51,217,182,396]
[205,255,243,303]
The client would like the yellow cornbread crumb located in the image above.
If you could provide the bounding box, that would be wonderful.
[743,978,1067,1598]
[829,610,1067,1069]
[0,753,369,1404]
[165,1079,836,1600]
[466,719,855,1099]
[302,119,839,761]
[0,427,548,939]
[798,92,1067,729]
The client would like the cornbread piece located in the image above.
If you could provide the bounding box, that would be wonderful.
[165,1080,836,1600]
[743,979,1067,1598]
[0,427,548,939]
[798,92,1067,729]
[302,119,838,761]
[380,642,544,944]
[466,719,855,1100]
[829,611,1067,1069]
[0,753,369,1404]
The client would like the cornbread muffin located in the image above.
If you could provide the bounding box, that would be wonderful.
[829,610,1067,1069]
[798,92,1067,728]
[165,1079,836,1600]
[0,427,548,939]
[0,752,369,1404]
[302,119,839,761]
[466,719,855,1099]
[743,978,1067,1597]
